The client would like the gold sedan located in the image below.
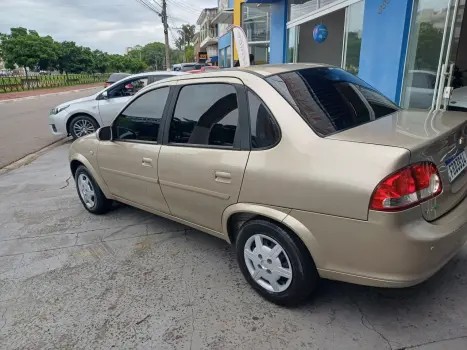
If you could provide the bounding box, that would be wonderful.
[69,64,467,305]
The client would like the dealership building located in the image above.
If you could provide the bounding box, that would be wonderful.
[214,0,467,110]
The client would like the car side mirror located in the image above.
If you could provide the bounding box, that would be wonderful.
[101,91,109,100]
[96,126,112,141]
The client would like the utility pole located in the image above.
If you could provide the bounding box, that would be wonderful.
[161,0,171,71]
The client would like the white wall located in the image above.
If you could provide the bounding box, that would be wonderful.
[297,8,345,66]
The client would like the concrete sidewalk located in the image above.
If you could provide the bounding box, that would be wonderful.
[0,83,103,102]
[1,144,467,349]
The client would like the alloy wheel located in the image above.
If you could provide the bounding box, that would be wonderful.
[73,119,95,137]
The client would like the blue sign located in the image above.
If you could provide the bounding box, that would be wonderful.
[313,24,328,43]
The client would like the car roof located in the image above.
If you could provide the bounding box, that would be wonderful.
[229,63,329,76]
[132,64,329,96]
[141,64,331,88]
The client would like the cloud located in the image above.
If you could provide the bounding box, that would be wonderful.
[0,0,217,54]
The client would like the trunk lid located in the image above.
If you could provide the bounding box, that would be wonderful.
[328,109,467,221]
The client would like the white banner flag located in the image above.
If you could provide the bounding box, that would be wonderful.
[231,25,250,67]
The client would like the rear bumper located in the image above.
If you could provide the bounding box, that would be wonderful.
[290,195,467,288]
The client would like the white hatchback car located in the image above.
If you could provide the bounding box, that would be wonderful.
[48,71,187,139]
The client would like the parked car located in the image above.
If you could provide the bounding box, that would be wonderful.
[173,63,204,72]
[105,72,131,87]
[403,70,467,110]
[187,66,220,74]
[69,64,467,305]
[49,71,187,139]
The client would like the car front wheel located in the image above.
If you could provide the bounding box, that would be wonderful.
[236,219,319,305]
[70,115,99,139]
[75,165,112,214]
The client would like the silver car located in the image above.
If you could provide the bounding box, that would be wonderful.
[48,71,187,139]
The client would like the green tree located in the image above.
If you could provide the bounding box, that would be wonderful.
[0,27,57,74]
[184,45,194,63]
[178,24,196,47]
[345,32,362,75]
[415,22,444,71]
[1,27,149,75]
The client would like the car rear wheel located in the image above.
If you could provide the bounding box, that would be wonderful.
[70,115,99,139]
[236,219,319,306]
[75,165,112,214]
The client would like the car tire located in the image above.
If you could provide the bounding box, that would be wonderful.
[70,115,99,139]
[75,165,112,214]
[236,219,319,306]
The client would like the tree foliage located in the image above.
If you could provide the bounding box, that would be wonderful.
[0,27,149,74]
[173,24,196,63]
[0,26,192,73]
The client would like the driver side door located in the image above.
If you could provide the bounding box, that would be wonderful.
[98,76,149,126]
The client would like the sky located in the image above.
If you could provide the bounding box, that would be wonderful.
[0,0,217,54]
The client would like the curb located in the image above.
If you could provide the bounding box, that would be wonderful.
[0,137,70,176]
[0,86,101,104]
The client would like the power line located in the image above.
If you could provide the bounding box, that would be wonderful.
[166,0,200,15]
[135,0,160,15]
[147,0,162,10]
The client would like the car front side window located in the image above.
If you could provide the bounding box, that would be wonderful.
[107,77,149,99]
[112,87,169,142]
[168,83,239,147]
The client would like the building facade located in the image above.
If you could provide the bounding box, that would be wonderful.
[214,0,234,68]
[224,0,467,111]
[197,8,219,64]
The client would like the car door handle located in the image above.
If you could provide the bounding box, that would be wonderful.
[215,171,231,183]
[142,157,153,167]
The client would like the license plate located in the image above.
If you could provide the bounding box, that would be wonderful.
[446,151,467,183]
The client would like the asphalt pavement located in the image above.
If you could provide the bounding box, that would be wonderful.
[1,144,467,349]
[0,88,101,168]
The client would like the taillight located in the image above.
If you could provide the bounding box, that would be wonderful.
[105,82,111,87]
[370,162,442,211]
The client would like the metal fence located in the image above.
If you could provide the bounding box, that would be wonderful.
[0,74,110,93]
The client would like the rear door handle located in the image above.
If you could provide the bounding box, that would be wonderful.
[142,157,153,167]
[215,171,231,183]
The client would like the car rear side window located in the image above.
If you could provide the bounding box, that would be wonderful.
[247,91,280,149]
[265,67,399,137]
[113,87,169,142]
[168,84,239,147]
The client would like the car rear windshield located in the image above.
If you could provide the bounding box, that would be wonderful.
[265,67,399,137]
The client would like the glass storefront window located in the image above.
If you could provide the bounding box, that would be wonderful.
[401,0,462,109]
[220,49,226,68]
[343,1,364,75]
[289,0,340,22]
[286,27,298,63]
[226,46,232,68]
[295,8,346,66]
[242,3,271,42]
[249,43,270,65]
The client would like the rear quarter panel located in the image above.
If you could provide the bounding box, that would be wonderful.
[238,76,411,220]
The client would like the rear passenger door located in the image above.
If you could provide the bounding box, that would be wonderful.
[158,78,250,233]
